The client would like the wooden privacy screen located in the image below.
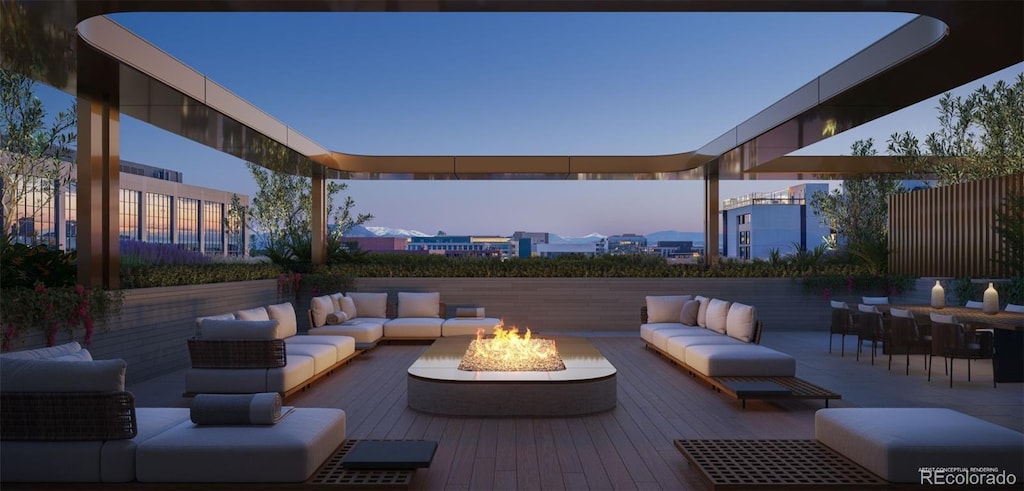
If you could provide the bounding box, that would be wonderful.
[889,173,1024,278]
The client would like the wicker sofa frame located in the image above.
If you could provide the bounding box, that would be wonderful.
[1,391,137,441]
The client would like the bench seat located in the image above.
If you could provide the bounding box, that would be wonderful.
[684,344,796,377]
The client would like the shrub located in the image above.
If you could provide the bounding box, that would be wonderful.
[120,263,285,289]
[1,242,77,288]
[0,284,124,350]
[120,240,210,267]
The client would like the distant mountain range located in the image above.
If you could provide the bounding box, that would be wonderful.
[344,226,712,245]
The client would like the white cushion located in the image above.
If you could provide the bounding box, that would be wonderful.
[236,306,270,321]
[184,355,315,394]
[862,296,889,305]
[339,296,358,319]
[442,318,503,337]
[829,300,848,309]
[266,302,298,338]
[287,335,356,361]
[965,300,984,309]
[200,319,280,340]
[53,349,93,361]
[725,302,757,342]
[135,408,347,483]
[309,323,383,344]
[1006,303,1024,313]
[705,299,732,334]
[858,304,880,314]
[284,343,338,373]
[695,295,710,327]
[684,344,796,377]
[889,308,913,319]
[639,323,685,343]
[347,293,387,319]
[310,295,335,327]
[666,335,744,363]
[0,341,82,360]
[397,292,441,318]
[329,292,346,311]
[649,327,719,352]
[100,408,193,482]
[0,357,126,392]
[383,318,443,338]
[194,313,235,337]
[816,408,1024,483]
[645,295,692,324]
[930,312,959,324]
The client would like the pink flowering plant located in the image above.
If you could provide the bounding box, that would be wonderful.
[0,283,123,351]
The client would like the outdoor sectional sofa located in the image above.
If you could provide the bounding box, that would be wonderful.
[0,342,347,484]
[307,291,502,342]
[185,301,357,398]
[640,294,839,406]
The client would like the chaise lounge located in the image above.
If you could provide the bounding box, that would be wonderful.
[0,342,347,484]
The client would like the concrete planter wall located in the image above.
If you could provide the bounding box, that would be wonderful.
[4,277,932,384]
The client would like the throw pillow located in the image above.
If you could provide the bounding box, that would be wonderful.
[725,302,758,342]
[266,302,298,338]
[236,306,270,321]
[645,295,692,323]
[706,298,732,334]
[326,311,350,325]
[340,296,358,319]
[347,292,388,318]
[695,295,710,327]
[310,295,335,327]
[397,292,441,318]
[194,313,236,337]
[680,299,700,326]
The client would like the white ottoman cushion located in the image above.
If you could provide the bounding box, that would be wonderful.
[665,335,744,364]
[442,318,503,336]
[684,344,796,377]
[384,318,443,338]
[640,323,683,343]
[816,408,1024,483]
[136,408,346,483]
[650,327,720,351]
[101,408,192,482]
[309,322,383,344]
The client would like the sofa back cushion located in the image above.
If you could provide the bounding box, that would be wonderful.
[236,306,270,321]
[310,295,335,327]
[695,296,711,327]
[725,302,758,342]
[265,302,298,338]
[330,292,346,311]
[340,296,358,319]
[0,341,83,360]
[194,313,236,337]
[347,292,388,318]
[0,357,127,392]
[705,298,732,334]
[398,292,441,318]
[200,319,281,340]
[680,300,701,326]
[645,295,692,324]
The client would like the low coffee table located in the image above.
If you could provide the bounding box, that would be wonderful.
[341,440,437,469]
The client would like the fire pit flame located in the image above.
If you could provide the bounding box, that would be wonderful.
[458,325,566,372]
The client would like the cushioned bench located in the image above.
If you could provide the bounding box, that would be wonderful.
[816,408,1024,483]
[441,317,503,337]
[684,344,796,377]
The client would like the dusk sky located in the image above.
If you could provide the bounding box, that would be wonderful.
[36,12,1023,236]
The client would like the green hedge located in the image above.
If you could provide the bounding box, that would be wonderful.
[120,263,286,289]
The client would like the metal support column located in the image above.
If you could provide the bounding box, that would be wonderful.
[704,166,720,268]
[311,170,326,265]
[76,97,120,289]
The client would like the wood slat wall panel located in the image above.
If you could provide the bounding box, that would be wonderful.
[890,174,1023,278]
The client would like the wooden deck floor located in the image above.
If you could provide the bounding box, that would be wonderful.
[130,331,1023,491]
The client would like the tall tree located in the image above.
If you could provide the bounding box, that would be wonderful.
[0,68,76,243]
[810,139,905,273]
[245,162,372,263]
[888,73,1024,185]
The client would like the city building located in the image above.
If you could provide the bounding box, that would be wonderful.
[6,158,249,256]
[721,183,830,260]
[407,235,510,257]
[534,241,605,258]
[652,241,694,258]
[337,236,410,253]
[606,234,648,254]
[510,231,550,258]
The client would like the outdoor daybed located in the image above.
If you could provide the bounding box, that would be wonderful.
[0,342,347,484]
[676,407,1024,489]
[185,301,357,398]
[308,291,503,342]
[641,295,839,406]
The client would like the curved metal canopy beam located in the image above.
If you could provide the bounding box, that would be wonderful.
[4,1,1022,181]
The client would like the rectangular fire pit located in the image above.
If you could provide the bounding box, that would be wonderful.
[407,335,616,417]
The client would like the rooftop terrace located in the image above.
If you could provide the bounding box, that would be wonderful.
[129,330,1022,490]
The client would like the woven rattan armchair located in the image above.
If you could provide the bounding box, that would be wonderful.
[828,301,858,356]
[887,308,931,375]
[928,313,995,388]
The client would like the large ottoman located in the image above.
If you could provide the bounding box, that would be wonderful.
[684,344,796,377]
[665,335,744,364]
[441,317,502,337]
[816,408,1024,483]
[135,408,346,482]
